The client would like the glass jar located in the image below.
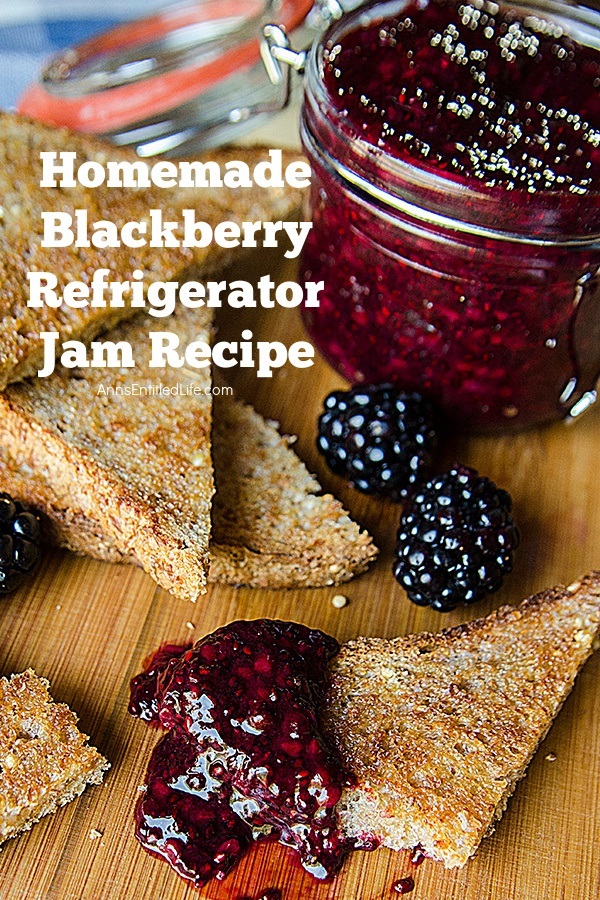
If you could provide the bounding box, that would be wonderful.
[299,0,600,431]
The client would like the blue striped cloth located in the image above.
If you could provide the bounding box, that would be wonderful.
[0,1,164,109]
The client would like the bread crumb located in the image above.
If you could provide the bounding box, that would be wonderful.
[332,594,348,609]
[545,752,557,762]
[186,621,195,631]
[89,829,103,840]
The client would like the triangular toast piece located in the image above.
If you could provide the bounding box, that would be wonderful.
[0,112,304,389]
[0,394,377,590]
[0,306,214,602]
[209,397,377,588]
[324,573,600,867]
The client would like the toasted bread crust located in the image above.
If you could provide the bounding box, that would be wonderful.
[0,306,214,602]
[324,573,600,868]
[0,395,377,588]
[0,113,305,390]
[0,670,108,846]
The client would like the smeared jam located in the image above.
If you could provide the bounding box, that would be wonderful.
[392,875,415,894]
[129,620,370,888]
[301,0,600,430]
[410,845,426,866]
[129,643,189,724]
[323,0,599,192]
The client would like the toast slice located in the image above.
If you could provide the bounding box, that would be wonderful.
[0,112,305,390]
[0,305,214,602]
[0,394,377,589]
[324,572,600,868]
[0,670,108,846]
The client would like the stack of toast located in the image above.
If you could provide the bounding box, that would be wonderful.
[0,114,377,601]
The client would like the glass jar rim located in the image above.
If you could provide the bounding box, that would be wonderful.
[303,0,600,245]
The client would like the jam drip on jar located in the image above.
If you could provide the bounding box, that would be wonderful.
[324,0,600,192]
[129,620,369,887]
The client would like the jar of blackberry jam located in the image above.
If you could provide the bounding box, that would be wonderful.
[300,0,600,431]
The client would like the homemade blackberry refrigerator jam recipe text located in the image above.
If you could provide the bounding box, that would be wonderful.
[300,0,600,430]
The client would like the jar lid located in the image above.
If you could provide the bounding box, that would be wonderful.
[18,0,327,155]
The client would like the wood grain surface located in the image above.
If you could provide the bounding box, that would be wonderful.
[0,249,598,900]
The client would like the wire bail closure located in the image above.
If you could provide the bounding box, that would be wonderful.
[261,25,307,85]
[258,0,344,125]
[261,0,347,86]
[259,24,307,119]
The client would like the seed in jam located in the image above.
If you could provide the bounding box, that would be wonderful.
[129,620,373,888]
[323,0,600,192]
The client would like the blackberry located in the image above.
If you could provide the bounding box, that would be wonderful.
[393,465,519,611]
[0,493,42,595]
[316,385,437,500]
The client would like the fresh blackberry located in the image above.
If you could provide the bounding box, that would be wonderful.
[0,493,42,595]
[316,385,437,500]
[393,465,519,611]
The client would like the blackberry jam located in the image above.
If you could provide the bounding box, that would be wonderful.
[129,621,370,888]
[300,0,600,431]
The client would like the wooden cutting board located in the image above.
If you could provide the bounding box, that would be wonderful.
[0,249,597,900]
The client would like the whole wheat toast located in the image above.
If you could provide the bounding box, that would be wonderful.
[0,306,214,602]
[0,113,305,390]
[324,573,600,868]
[0,394,377,589]
[0,670,108,846]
